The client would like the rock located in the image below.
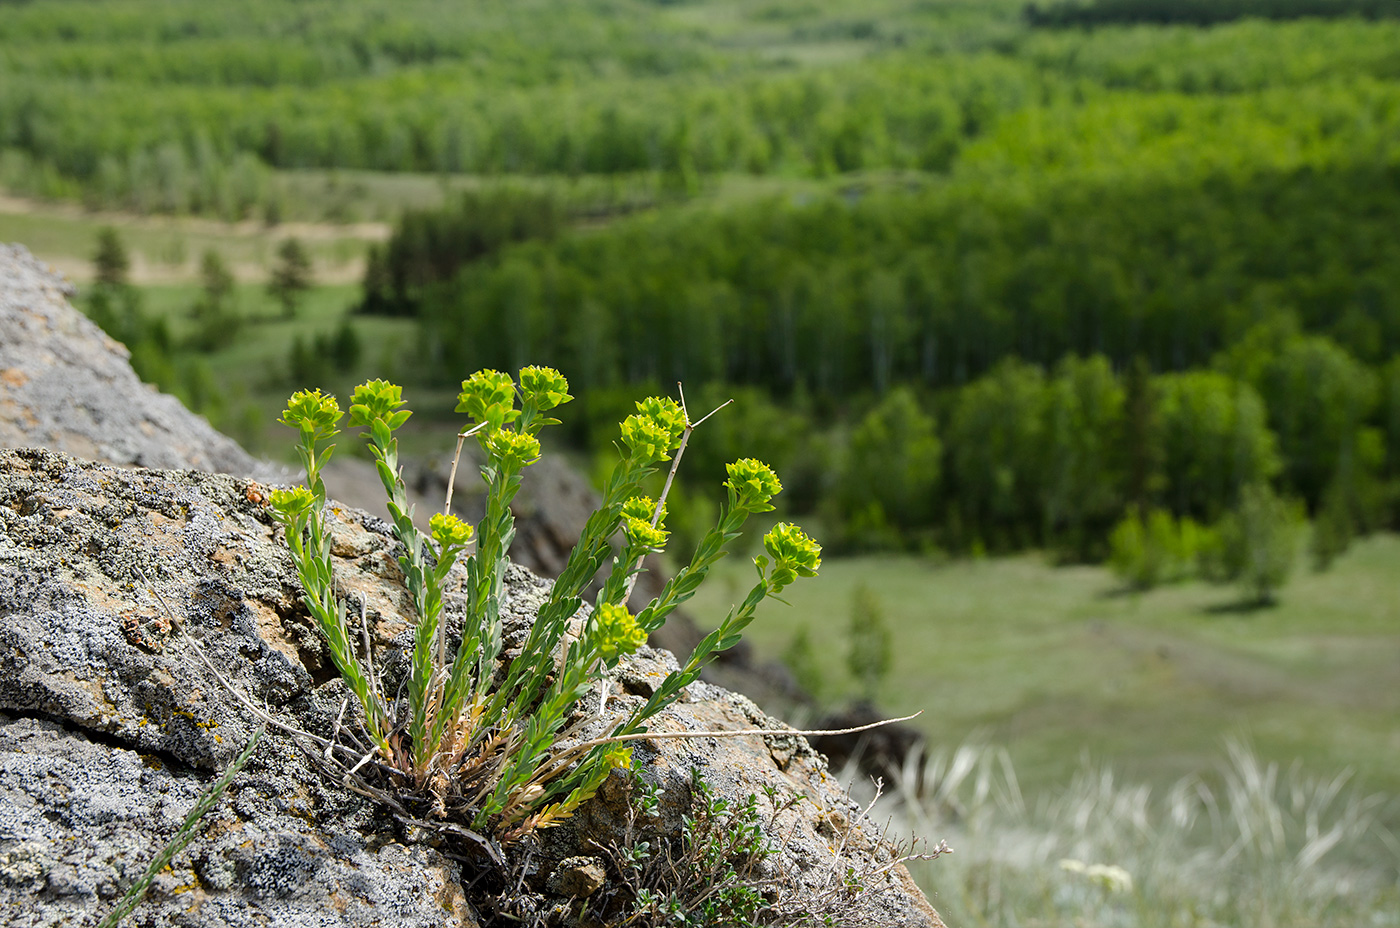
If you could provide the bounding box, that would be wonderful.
[0,449,944,926]
[545,858,606,899]
[0,244,260,477]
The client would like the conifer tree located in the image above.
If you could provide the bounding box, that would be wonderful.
[269,238,313,319]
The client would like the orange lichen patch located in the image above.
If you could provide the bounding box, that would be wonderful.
[51,670,118,723]
[201,817,243,841]
[70,578,130,615]
[0,368,28,387]
[247,598,303,666]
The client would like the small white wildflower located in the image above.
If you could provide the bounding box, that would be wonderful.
[1085,863,1134,894]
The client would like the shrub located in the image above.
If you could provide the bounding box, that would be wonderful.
[1107,509,1204,590]
[1209,483,1304,606]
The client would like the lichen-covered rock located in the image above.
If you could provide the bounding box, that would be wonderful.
[0,448,943,927]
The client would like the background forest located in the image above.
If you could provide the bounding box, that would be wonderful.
[3,0,1399,924]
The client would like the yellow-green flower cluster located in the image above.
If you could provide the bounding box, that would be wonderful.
[349,379,411,430]
[519,366,572,411]
[725,458,782,513]
[455,369,520,433]
[621,496,668,551]
[430,512,474,550]
[279,389,342,444]
[635,396,686,439]
[619,396,686,465]
[269,485,315,520]
[761,522,821,592]
[592,601,647,663]
[603,745,633,771]
[486,429,542,471]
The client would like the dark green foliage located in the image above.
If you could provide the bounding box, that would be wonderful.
[419,161,1400,398]
[86,227,180,392]
[197,249,234,311]
[285,318,361,389]
[781,624,825,702]
[1107,508,1206,590]
[1218,324,1380,510]
[1121,356,1163,520]
[945,360,1049,550]
[1155,371,1280,522]
[832,387,941,550]
[1027,0,1400,28]
[1310,483,1355,571]
[358,188,561,317]
[681,384,818,506]
[186,249,240,352]
[1043,355,1125,558]
[330,317,361,370]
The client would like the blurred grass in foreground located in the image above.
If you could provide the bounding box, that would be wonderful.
[857,740,1400,928]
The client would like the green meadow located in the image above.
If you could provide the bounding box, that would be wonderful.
[689,533,1400,802]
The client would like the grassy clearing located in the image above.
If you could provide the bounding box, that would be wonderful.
[0,197,381,284]
[687,534,1400,808]
[0,166,846,287]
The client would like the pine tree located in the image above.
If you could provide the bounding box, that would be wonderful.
[268,238,312,319]
[93,227,130,289]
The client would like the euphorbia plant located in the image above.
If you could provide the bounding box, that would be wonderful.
[268,368,820,840]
